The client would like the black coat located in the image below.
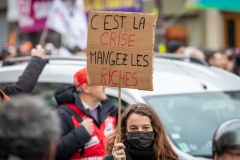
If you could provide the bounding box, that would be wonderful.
[54,85,118,160]
[0,56,46,97]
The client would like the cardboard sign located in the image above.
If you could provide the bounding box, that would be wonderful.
[87,11,157,90]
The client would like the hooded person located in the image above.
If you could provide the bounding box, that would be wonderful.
[212,118,240,160]
[54,67,118,160]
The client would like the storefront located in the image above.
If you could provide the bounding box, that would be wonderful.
[0,0,8,48]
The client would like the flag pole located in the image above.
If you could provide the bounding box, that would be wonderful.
[39,27,48,46]
[118,87,122,142]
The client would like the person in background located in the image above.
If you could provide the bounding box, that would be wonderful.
[184,46,206,61]
[0,45,46,101]
[0,47,11,61]
[167,40,185,54]
[54,67,118,159]
[16,41,32,57]
[45,30,73,57]
[104,103,178,160]
[223,48,236,73]
[44,42,73,57]
[206,51,226,69]
[0,95,61,160]
[212,118,240,160]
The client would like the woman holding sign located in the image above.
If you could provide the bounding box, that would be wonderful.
[104,103,178,160]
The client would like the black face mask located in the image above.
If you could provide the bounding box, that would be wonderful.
[127,131,154,150]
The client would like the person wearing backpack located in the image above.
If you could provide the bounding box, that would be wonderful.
[0,45,46,101]
[54,67,118,160]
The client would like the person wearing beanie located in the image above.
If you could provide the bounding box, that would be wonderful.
[54,67,118,160]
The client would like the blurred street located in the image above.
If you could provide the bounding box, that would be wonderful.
[1,1,240,160]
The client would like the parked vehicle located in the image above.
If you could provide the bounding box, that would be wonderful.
[1,55,240,160]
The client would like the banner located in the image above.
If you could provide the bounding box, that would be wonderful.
[84,0,143,12]
[87,11,157,90]
[17,0,143,33]
[17,0,52,33]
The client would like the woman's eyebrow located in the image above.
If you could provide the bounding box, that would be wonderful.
[143,124,152,126]
[129,125,137,127]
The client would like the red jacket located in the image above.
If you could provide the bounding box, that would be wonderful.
[65,103,117,160]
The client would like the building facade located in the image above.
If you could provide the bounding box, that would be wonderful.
[2,0,240,51]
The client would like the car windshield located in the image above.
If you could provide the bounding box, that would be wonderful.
[144,91,240,157]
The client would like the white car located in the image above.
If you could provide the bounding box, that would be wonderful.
[1,55,240,160]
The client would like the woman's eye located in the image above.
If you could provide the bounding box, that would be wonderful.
[143,127,150,130]
[130,128,137,131]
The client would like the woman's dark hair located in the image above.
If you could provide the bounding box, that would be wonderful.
[105,103,178,160]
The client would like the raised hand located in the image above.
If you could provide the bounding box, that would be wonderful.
[31,45,46,59]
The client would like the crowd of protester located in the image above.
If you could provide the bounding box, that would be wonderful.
[0,42,75,63]
[0,41,33,61]
[2,39,240,77]
[167,40,240,76]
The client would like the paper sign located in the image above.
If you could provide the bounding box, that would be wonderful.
[87,11,157,90]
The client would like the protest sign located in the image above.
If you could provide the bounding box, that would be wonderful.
[87,11,157,90]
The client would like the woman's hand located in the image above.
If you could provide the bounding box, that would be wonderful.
[112,135,126,160]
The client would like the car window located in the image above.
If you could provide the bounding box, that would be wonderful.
[144,91,240,157]
[0,83,68,107]
[1,82,129,110]
[107,95,128,109]
[33,83,69,107]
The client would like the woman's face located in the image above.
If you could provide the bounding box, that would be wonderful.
[126,113,153,132]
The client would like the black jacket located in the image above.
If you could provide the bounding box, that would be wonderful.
[1,56,46,97]
[54,85,118,160]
